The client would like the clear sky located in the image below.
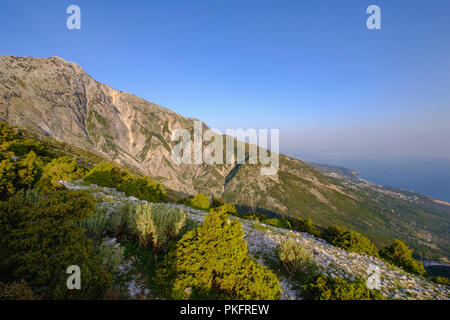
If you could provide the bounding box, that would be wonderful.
[0,0,449,161]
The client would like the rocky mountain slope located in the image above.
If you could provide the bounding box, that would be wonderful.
[60,180,450,300]
[0,55,448,260]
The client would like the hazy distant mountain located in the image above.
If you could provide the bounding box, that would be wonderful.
[0,55,448,260]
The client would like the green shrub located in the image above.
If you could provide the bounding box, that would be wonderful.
[118,176,166,203]
[15,151,43,189]
[108,204,135,237]
[287,217,321,237]
[262,218,292,229]
[95,239,125,274]
[84,162,166,203]
[0,122,20,143]
[0,189,113,299]
[0,159,16,200]
[129,203,191,251]
[0,280,36,300]
[155,206,280,300]
[432,276,450,286]
[77,208,112,241]
[42,156,85,185]
[324,225,379,258]
[0,151,43,200]
[380,240,427,276]
[84,162,132,188]
[189,193,210,211]
[242,212,267,221]
[302,275,385,300]
[211,197,226,208]
[277,239,319,284]
[216,203,238,216]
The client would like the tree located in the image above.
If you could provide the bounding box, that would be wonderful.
[155,206,280,299]
[380,240,426,276]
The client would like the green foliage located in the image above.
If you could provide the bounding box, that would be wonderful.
[302,275,385,300]
[277,239,319,284]
[95,239,125,274]
[0,122,20,143]
[84,162,131,188]
[0,122,51,159]
[42,156,85,185]
[0,159,16,199]
[324,225,380,258]
[77,208,112,242]
[262,218,292,229]
[15,151,43,189]
[241,212,267,221]
[0,151,43,200]
[216,203,238,216]
[380,240,427,276]
[0,280,36,300]
[119,176,166,203]
[432,276,450,286]
[84,162,166,203]
[211,197,226,208]
[286,217,322,237]
[129,203,192,251]
[155,206,280,300]
[0,189,113,299]
[189,193,210,211]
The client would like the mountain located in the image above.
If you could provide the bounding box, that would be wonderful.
[0,55,448,260]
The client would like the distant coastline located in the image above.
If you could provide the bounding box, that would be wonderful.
[287,151,450,203]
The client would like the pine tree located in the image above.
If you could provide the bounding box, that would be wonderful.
[155,206,280,299]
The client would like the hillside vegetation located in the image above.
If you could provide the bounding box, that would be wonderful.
[0,121,448,300]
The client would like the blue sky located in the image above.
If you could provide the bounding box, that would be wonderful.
[0,0,449,161]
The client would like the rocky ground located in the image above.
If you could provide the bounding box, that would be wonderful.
[61,180,450,300]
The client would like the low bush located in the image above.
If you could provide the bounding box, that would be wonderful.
[83,162,131,188]
[130,203,192,251]
[277,239,319,284]
[432,276,450,286]
[95,239,125,275]
[286,217,322,237]
[189,193,210,211]
[262,218,292,229]
[42,156,85,185]
[324,225,380,258]
[302,275,385,300]
[0,280,36,300]
[0,151,43,200]
[0,189,113,299]
[154,206,280,300]
[77,208,112,242]
[211,197,226,208]
[380,240,427,276]
[119,176,165,203]
[84,162,166,203]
